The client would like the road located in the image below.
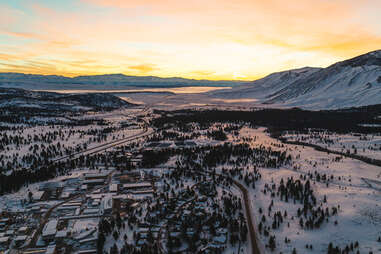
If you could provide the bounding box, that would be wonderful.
[50,118,151,163]
[230,178,263,254]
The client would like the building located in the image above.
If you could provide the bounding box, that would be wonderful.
[83,179,104,187]
[42,219,58,241]
[122,182,151,190]
[55,230,67,243]
[46,244,56,254]
[109,184,119,193]
[84,173,109,180]
[14,235,27,247]
[100,196,113,216]
[0,236,10,249]
[33,191,48,201]
[18,226,29,235]
[39,182,63,192]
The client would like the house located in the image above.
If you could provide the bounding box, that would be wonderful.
[0,219,9,231]
[109,184,118,193]
[14,235,27,247]
[4,230,14,237]
[42,219,58,241]
[39,182,63,192]
[18,226,29,235]
[60,192,71,199]
[0,219,10,226]
[45,244,56,254]
[100,196,113,216]
[33,191,47,201]
[0,236,10,249]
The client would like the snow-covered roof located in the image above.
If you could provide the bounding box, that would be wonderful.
[33,191,45,200]
[55,230,67,238]
[18,226,28,233]
[45,245,56,254]
[39,182,63,191]
[60,192,71,198]
[109,184,118,192]
[14,235,27,242]
[84,172,109,178]
[0,236,10,243]
[5,230,14,236]
[122,182,151,189]
[42,219,58,237]
[82,208,99,215]
[83,179,104,184]
[100,195,113,214]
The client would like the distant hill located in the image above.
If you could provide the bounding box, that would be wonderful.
[0,87,134,112]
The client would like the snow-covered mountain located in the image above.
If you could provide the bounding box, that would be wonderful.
[211,50,381,109]
[209,67,321,100]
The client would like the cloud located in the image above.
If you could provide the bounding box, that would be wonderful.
[128,64,158,73]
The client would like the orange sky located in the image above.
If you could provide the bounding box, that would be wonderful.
[1,0,380,80]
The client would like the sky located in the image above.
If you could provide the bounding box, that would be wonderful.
[1,0,381,80]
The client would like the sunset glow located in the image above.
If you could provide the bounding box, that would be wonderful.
[1,0,381,80]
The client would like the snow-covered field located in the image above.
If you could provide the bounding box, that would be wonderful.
[0,108,144,171]
[239,128,381,253]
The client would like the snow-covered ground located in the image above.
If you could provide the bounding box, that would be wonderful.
[283,131,381,160]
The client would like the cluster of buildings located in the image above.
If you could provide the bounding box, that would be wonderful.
[0,167,157,254]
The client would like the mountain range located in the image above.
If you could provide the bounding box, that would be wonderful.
[1,50,381,110]
[0,73,244,90]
